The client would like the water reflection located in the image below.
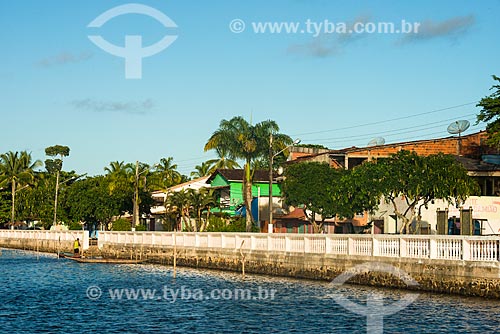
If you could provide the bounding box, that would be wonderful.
[0,249,498,333]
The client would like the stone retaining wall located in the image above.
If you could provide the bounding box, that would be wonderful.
[0,238,74,254]
[98,244,500,299]
[2,237,498,298]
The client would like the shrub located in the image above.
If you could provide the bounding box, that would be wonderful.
[206,216,257,232]
[112,218,131,231]
[68,221,83,230]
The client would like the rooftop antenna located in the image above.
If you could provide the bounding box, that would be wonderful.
[367,137,385,147]
[447,120,470,156]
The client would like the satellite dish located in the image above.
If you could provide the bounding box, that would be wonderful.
[447,120,470,135]
[447,120,470,156]
[367,137,385,147]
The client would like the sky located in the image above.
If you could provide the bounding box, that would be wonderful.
[1,0,499,176]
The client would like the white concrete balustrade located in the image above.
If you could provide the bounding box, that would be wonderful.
[0,230,89,249]
[1,230,498,262]
[94,232,500,262]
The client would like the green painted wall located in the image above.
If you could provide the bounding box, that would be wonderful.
[210,174,281,206]
[209,173,282,214]
[228,181,281,204]
[210,174,230,187]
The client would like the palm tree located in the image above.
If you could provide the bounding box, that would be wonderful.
[104,161,132,176]
[166,189,191,231]
[155,157,182,189]
[0,151,42,225]
[204,116,292,231]
[104,161,134,193]
[190,161,213,178]
[206,147,241,174]
[188,188,216,232]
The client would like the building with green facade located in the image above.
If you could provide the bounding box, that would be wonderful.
[207,169,282,218]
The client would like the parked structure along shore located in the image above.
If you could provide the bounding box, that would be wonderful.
[1,230,499,298]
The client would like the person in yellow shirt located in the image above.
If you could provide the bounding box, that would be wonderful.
[74,238,81,256]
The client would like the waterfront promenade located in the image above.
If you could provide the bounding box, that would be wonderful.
[1,230,499,298]
[97,231,500,262]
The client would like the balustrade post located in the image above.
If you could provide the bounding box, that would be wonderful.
[348,237,354,255]
[235,234,240,251]
[497,239,500,261]
[429,237,437,259]
[285,235,291,252]
[400,237,407,258]
[304,237,310,253]
[221,233,226,249]
[325,235,332,255]
[462,238,471,261]
[372,237,379,257]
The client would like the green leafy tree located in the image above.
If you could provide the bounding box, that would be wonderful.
[66,175,145,230]
[103,160,153,226]
[373,151,478,234]
[282,162,344,233]
[112,218,132,231]
[0,188,12,225]
[0,151,42,225]
[343,163,386,218]
[206,216,250,232]
[16,171,74,228]
[477,75,500,148]
[205,116,292,231]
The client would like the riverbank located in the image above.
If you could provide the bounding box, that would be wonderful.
[96,244,500,298]
[1,230,499,298]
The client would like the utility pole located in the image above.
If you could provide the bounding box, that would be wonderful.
[53,173,86,226]
[268,137,301,233]
[53,170,60,226]
[268,133,274,233]
[133,160,139,229]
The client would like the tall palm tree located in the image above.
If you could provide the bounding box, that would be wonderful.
[0,151,42,225]
[204,116,292,231]
[104,161,132,176]
[104,161,134,193]
[155,157,182,189]
[206,147,241,174]
[190,161,213,178]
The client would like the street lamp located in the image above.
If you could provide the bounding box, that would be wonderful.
[268,135,300,233]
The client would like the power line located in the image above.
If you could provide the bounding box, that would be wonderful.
[291,101,478,137]
[322,123,482,149]
[305,113,477,142]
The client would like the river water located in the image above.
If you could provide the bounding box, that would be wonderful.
[0,249,499,333]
